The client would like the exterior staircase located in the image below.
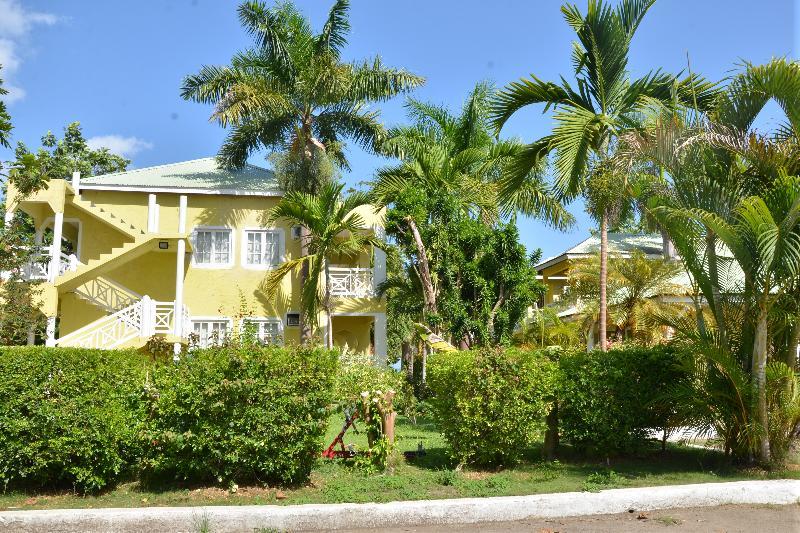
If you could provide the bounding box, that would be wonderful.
[54,236,158,292]
[73,276,142,313]
[70,196,147,238]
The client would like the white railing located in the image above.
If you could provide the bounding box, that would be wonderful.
[56,298,144,349]
[19,248,78,281]
[74,277,141,313]
[329,266,375,297]
[56,296,189,349]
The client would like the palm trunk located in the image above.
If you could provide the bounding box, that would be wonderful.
[402,341,414,383]
[599,211,608,352]
[752,298,771,464]
[706,231,728,349]
[324,260,333,349]
[299,226,313,344]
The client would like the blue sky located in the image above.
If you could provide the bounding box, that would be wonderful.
[0,0,795,257]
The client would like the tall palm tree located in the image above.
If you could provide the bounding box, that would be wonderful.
[490,0,716,351]
[263,181,382,348]
[182,0,423,341]
[372,82,572,326]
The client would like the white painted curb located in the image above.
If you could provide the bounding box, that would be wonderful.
[0,479,798,532]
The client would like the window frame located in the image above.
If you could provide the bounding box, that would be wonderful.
[190,226,234,268]
[241,227,285,270]
[239,317,284,345]
[189,316,233,348]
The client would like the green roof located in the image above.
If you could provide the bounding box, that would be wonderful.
[81,158,280,194]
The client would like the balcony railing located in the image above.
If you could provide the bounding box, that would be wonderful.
[18,247,79,281]
[328,266,375,297]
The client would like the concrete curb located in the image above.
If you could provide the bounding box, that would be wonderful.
[1,479,798,532]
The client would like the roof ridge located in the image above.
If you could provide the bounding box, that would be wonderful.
[83,157,219,181]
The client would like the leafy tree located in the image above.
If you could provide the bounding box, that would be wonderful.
[491,0,716,351]
[373,83,567,342]
[263,181,381,348]
[1,122,130,345]
[182,0,422,342]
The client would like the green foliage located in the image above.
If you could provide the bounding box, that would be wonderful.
[582,469,626,492]
[427,347,556,466]
[334,350,415,415]
[0,347,148,493]
[141,344,338,486]
[557,345,691,455]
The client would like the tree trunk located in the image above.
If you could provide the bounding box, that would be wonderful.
[406,217,437,317]
[486,282,506,342]
[299,226,313,344]
[599,212,608,352]
[324,260,333,349]
[402,341,414,383]
[752,301,771,464]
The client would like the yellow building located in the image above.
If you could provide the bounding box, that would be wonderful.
[5,158,387,361]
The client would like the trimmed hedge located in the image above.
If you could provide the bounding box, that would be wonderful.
[140,345,338,486]
[427,347,557,466]
[0,344,339,493]
[0,347,148,493]
[557,345,690,455]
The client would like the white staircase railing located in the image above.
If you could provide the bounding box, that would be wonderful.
[19,248,79,281]
[73,276,141,313]
[329,266,375,297]
[56,296,189,349]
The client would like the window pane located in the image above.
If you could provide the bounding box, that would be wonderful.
[213,231,230,264]
[195,232,212,264]
[247,232,261,264]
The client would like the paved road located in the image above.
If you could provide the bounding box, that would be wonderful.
[341,504,800,532]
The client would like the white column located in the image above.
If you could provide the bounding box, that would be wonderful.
[374,313,387,366]
[148,194,158,233]
[4,208,13,227]
[174,195,188,357]
[71,171,81,195]
[49,211,64,282]
[45,316,56,347]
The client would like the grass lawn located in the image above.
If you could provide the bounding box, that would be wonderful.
[1,414,797,511]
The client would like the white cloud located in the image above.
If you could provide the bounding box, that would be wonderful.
[0,1,58,104]
[86,135,154,158]
[0,0,56,38]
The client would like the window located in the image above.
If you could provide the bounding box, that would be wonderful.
[192,228,232,266]
[241,318,283,345]
[191,319,230,347]
[243,229,281,268]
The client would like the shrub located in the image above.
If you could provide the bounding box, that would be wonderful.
[427,347,556,466]
[141,344,338,486]
[334,349,415,416]
[0,346,148,493]
[557,344,690,455]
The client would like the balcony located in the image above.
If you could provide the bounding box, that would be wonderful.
[328,266,375,298]
[16,247,79,281]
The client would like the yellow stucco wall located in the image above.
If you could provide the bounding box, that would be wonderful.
[10,182,385,346]
[332,315,373,354]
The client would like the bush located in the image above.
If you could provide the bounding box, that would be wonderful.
[334,349,415,416]
[141,344,338,486]
[557,344,690,455]
[427,347,556,466]
[0,347,148,493]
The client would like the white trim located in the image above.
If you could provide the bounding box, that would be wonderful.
[189,226,235,269]
[178,195,187,234]
[38,217,83,261]
[189,316,233,348]
[239,316,284,345]
[79,184,283,197]
[241,227,285,270]
[148,194,159,233]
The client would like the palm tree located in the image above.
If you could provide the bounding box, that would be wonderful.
[263,181,382,348]
[182,0,423,342]
[490,0,716,351]
[372,82,572,326]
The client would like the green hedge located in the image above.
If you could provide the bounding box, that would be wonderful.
[0,347,148,493]
[140,345,338,486]
[427,347,557,466]
[557,345,690,455]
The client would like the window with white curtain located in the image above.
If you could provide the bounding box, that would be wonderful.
[192,228,232,266]
[244,229,281,267]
